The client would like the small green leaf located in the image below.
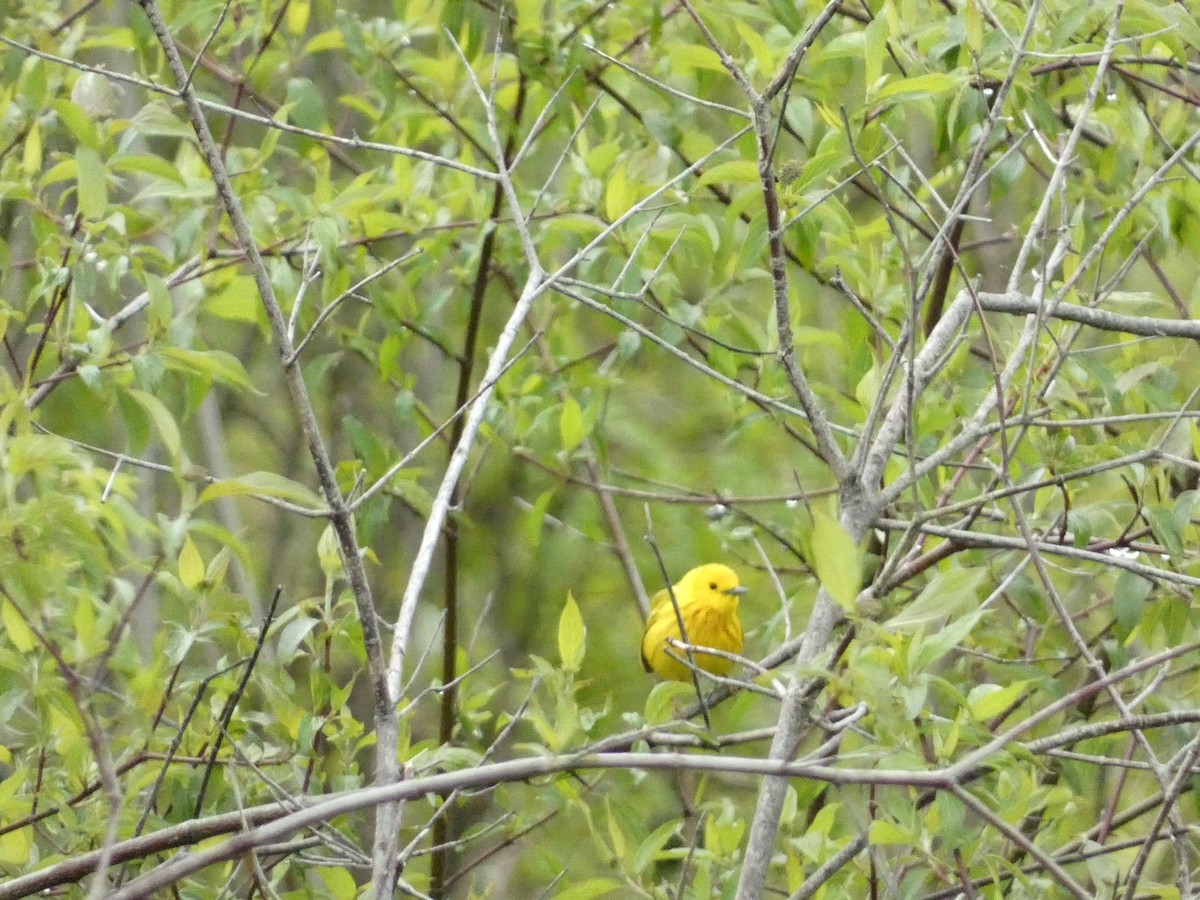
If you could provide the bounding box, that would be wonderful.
[886,568,987,631]
[863,10,888,91]
[512,0,544,38]
[811,510,862,611]
[1,600,35,653]
[305,29,346,54]
[736,213,769,271]
[558,591,585,671]
[276,615,318,662]
[909,609,986,671]
[553,878,625,900]
[1113,569,1152,637]
[560,396,586,452]
[54,99,100,148]
[874,73,962,102]
[0,824,32,866]
[286,0,310,34]
[668,43,728,75]
[605,800,626,860]
[855,363,882,411]
[109,154,186,185]
[158,346,255,392]
[317,523,342,578]
[127,389,182,462]
[734,19,774,72]
[634,819,680,873]
[76,146,106,219]
[965,0,983,52]
[316,866,356,900]
[199,471,324,508]
[643,680,693,724]
[869,819,911,846]
[1144,505,1183,560]
[205,275,264,326]
[604,165,633,221]
[968,681,1027,721]
[6,434,77,477]
[696,160,761,188]
[178,536,204,591]
[525,488,555,549]
[22,121,42,176]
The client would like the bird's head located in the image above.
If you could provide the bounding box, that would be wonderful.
[685,563,746,610]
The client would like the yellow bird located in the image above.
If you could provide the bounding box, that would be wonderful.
[640,563,746,682]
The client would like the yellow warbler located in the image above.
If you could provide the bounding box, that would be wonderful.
[640,563,746,681]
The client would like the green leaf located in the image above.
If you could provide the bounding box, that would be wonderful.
[604,165,634,221]
[886,568,987,631]
[6,433,78,477]
[110,154,186,185]
[553,878,625,900]
[1144,505,1183,560]
[855,363,882,411]
[559,396,586,452]
[793,149,848,193]
[909,609,987,671]
[317,523,342,578]
[863,9,888,91]
[634,819,681,873]
[668,43,728,75]
[131,102,195,139]
[810,509,862,611]
[199,471,325,508]
[204,275,264,326]
[704,809,745,858]
[0,824,32,866]
[1113,569,1153,637]
[605,800,626,861]
[968,681,1027,721]
[126,389,182,462]
[643,680,693,725]
[76,146,106,219]
[53,99,100,149]
[869,819,911,846]
[158,346,255,392]
[22,121,42,176]
[1,600,35,653]
[525,488,555,549]
[734,19,774,73]
[965,0,983,53]
[178,536,204,591]
[276,614,318,661]
[558,591,585,671]
[316,866,356,900]
[735,212,769,273]
[285,0,310,34]
[696,160,761,188]
[73,591,99,655]
[874,73,962,103]
[512,0,544,38]
[285,77,326,131]
[305,29,346,54]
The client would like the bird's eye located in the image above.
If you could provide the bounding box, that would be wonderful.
[709,582,717,590]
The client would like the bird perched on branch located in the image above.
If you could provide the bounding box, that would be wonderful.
[640,563,746,682]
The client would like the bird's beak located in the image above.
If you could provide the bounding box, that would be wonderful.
[726,586,748,596]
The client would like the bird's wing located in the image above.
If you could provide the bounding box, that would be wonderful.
[641,597,674,672]
[647,586,670,611]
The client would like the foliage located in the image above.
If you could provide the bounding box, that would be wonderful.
[1,0,1199,897]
